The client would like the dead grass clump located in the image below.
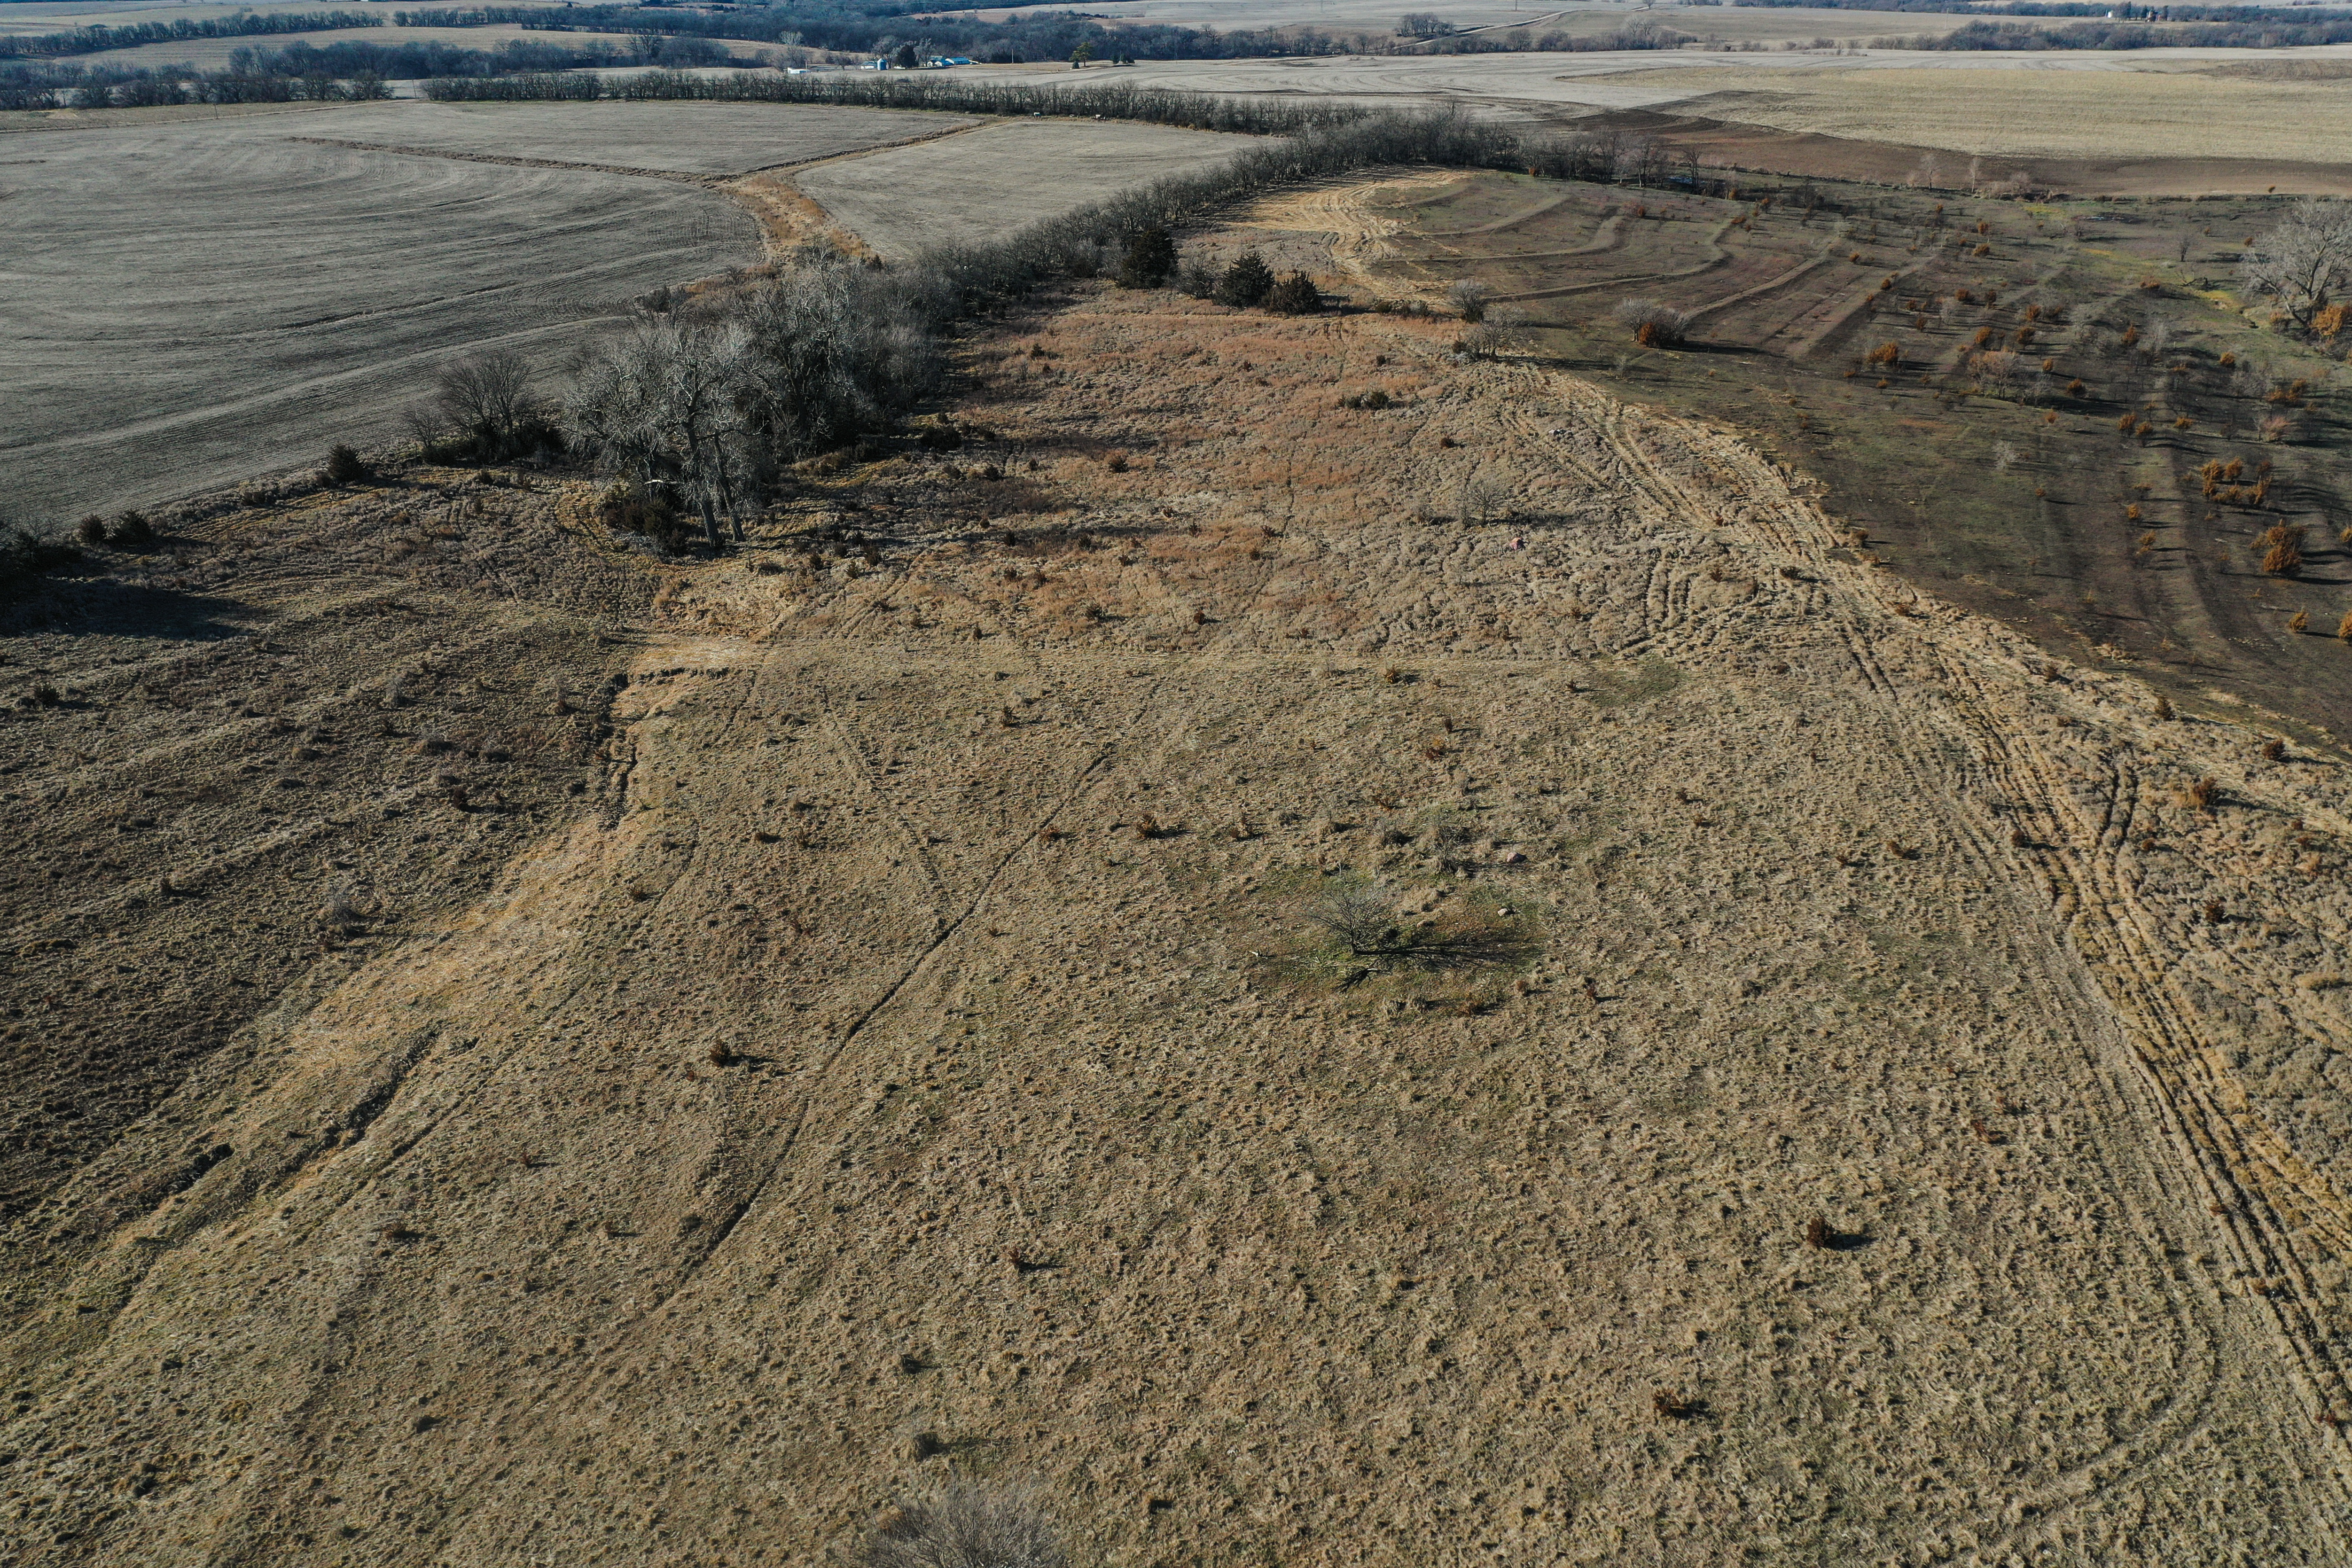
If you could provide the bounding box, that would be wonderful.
[865,1482,1066,1568]
[2182,775,2219,812]
[1865,340,1900,367]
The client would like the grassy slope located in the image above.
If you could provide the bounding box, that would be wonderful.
[0,282,2346,1563]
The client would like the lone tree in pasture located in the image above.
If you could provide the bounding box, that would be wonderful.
[1263,271,1322,315]
[1448,279,1492,323]
[2238,199,2352,333]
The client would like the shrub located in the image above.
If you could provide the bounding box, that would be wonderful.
[1263,272,1322,315]
[410,349,563,463]
[1865,340,1900,367]
[2259,525,2306,576]
[596,480,692,554]
[1214,250,1274,308]
[1447,279,1492,323]
[1115,226,1175,289]
[325,443,368,484]
[0,527,79,596]
[1613,297,1688,348]
[1176,255,1219,299]
[1298,882,1535,975]
[74,515,106,544]
[108,510,157,551]
[865,1482,1067,1568]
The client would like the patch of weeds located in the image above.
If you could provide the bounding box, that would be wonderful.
[1269,875,1541,996]
[1583,658,1687,709]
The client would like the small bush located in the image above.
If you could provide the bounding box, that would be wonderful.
[597,481,692,554]
[1214,251,1274,308]
[1263,272,1322,315]
[108,510,157,551]
[0,528,79,596]
[325,443,369,484]
[1447,279,1492,324]
[1176,256,1219,299]
[1613,298,1688,348]
[74,515,106,544]
[2260,524,2306,577]
[865,1482,1067,1568]
[1865,340,1900,367]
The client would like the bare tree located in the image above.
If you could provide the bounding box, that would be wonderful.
[1446,279,1493,323]
[568,320,757,548]
[406,348,549,458]
[2238,198,2352,331]
[733,262,940,465]
[1456,466,1508,525]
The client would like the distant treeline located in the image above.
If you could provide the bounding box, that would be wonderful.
[422,70,1375,132]
[1928,13,2352,45]
[0,60,394,109]
[0,10,380,62]
[1728,0,2352,45]
[0,34,742,109]
[392,3,1688,61]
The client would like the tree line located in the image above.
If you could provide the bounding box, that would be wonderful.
[0,35,738,109]
[388,1,1693,63]
[0,10,381,62]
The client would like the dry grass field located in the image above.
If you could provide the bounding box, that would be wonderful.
[2,250,2349,1562]
[791,118,1262,259]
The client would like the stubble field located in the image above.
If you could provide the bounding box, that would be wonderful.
[0,103,1249,523]
[790,118,1262,260]
[1583,62,2352,167]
